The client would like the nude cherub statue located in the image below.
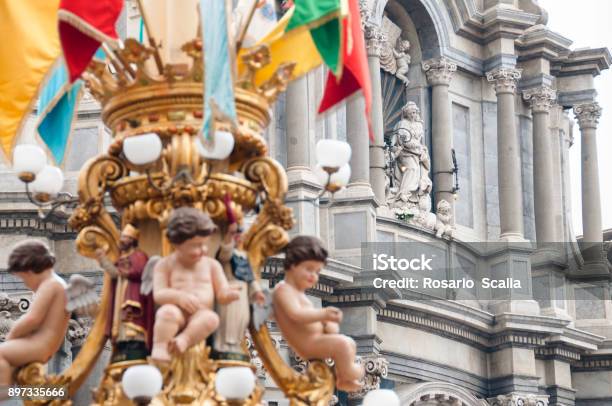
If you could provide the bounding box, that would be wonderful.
[0,240,97,389]
[393,38,411,86]
[151,207,240,362]
[273,236,364,392]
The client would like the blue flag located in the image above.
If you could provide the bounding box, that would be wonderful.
[36,60,82,165]
[201,0,237,140]
[37,49,105,164]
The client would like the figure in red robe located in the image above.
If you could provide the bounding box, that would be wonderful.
[96,224,155,362]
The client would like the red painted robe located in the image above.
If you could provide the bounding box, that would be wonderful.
[104,249,154,350]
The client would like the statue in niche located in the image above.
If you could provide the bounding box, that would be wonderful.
[393,38,411,86]
[387,101,432,210]
[380,36,411,86]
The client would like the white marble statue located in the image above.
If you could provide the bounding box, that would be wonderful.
[387,102,432,209]
[434,200,454,238]
[393,38,411,86]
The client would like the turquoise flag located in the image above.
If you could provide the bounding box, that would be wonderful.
[37,49,104,164]
[36,60,82,165]
[201,0,237,140]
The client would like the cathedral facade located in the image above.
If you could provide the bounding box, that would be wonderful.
[1,1,611,405]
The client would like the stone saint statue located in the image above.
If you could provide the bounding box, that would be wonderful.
[387,101,432,209]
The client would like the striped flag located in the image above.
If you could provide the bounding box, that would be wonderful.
[318,0,373,140]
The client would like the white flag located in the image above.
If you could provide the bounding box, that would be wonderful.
[234,0,278,48]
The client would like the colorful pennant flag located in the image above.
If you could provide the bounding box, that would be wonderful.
[201,0,238,139]
[234,0,278,48]
[286,0,344,77]
[0,0,61,160]
[318,0,373,141]
[36,61,82,165]
[237,6,322,87]
[58,0,123,82]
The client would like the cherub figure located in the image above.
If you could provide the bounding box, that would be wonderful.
[273,236,364,392]
[151,208,240,362]
[435,199,454,239]
[0,240,97,388]
[393,38,411,86]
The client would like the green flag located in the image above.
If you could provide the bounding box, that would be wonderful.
[285,0,344,77]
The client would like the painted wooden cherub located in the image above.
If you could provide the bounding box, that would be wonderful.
[151,207,240,362]
[0,240,97,388]
[273,236,364,392]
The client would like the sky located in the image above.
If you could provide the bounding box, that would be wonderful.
[538,0,612,236]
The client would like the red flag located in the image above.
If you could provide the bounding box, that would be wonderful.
[58,0,123,82]
[318,0,373,141]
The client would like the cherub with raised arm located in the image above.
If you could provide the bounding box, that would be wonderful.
[0,240,97,388]
[273,236,364,392]
[151,207,241,362]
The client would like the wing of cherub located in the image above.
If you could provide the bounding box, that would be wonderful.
[65,274,99,317]
[251,289,273,331]
[140,255,160,296]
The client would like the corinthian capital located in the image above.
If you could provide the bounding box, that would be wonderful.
[422,57,457,86]
[486,68,522,94]
[574,102,602,130]
[523,86,557,113]
[348,356,389,400]
[488,393,548,406]
[364,23,387,58]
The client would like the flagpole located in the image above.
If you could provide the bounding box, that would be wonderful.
[136,0,164,74]
[236,0,259,52]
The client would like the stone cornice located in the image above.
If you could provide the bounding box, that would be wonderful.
[574,102,602,130]
[422,57,458,86]
[551,47,612,78]
[515,25,573,62]
[523,86,557,113]
[487,68,522,94]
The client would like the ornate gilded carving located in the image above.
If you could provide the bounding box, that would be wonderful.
[486,68,522,94]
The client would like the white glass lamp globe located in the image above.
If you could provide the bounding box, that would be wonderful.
[121,365,163,402]
[215,367,256,400]
[315,139,351,168]
[30,165,64,197]
[13,144,46,181]
[123,133,163,165]
[196,131,235,160]
[314,163,351,192]
[363,389,400,406]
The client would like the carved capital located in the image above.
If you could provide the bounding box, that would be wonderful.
[422,57,457,86]
[574,102,602,130]
[523,86,557,113]
[486,68,522,95]
[364,23,387,58]
[348,355,389,399]
[488,393,548,406]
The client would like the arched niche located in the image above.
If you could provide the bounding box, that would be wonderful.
[397,381,489,406]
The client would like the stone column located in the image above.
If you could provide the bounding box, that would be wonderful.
[346,93,370,187]
[574,102,603,243]
[364,24,387,203]
[487,68,524,241]
[423,57,457,212]
[285,76,311,171]
[523,86,557,243]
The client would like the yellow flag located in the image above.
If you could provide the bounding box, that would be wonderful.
[238,7,322,87]
[0,0,61,159]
